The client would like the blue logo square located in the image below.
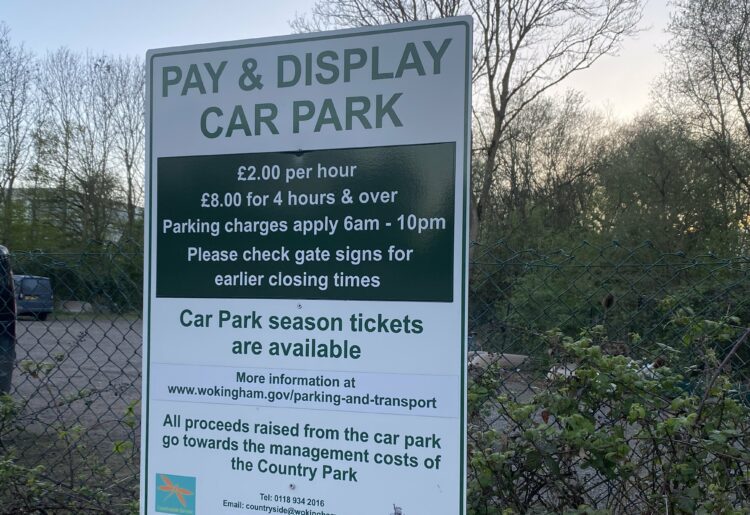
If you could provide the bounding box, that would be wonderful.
[155,473,196,514]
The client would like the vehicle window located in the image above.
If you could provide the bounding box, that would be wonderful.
[20,278,51,295]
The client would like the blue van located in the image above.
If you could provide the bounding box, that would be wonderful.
[14,275,53,321]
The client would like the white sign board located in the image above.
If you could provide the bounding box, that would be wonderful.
[143,18,471,515]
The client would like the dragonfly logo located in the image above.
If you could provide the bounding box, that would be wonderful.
[155,474,196,514]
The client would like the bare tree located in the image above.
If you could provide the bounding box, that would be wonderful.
[0,23,35,244]
[109,56,145,241]
[482,91,605,239]
[36,50,120,246]
[469,0,641,240]
[293,0,643,241]
[291,0,463,31]
[35,48,79,233]
[659,0,750,195]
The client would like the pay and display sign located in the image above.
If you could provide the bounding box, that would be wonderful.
[143,18,471,515]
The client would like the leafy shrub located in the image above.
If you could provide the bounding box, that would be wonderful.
[467,314,750,513]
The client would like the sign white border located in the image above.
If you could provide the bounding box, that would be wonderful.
[142,17,472,514]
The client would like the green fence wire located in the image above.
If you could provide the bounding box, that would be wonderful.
[1,241,749,513]
[468,241,750,513]
[2,243,142,513]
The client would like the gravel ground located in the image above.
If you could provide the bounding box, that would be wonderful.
[8,317,143,484]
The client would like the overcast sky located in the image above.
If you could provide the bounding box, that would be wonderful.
[1,0,670,120]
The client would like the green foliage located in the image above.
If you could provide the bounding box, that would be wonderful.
[0,449,121,513]
[467,311,750,513]
[594,118,742,253]
[123,399,140,430]
[0,393,21,436]
[474,109,749,257]
[471,241,750,370]
[0,398,136,513]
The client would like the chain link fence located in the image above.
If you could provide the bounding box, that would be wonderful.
[2,243,142,513]
[2,241,749,513]
[468,241,750,513]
